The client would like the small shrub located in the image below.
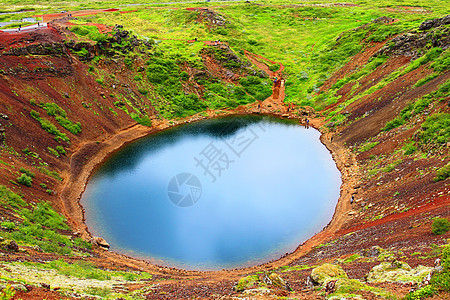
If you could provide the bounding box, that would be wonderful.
[16,174,32,187]
[383,116,405,131]
[269,63,279,72]
[403,142,417,155]
[432,218,450,235]
[56,146,66,155]
[22,147,31,155]
[74,237,92,250]
[403,285,436,300]
[1,221,16,230]
[138,88,148,95]
[433,163,450,182]
[430,243,450,291]
[39,183,47,189]
[418,113,450,145]
[46,189,54,195]
[0,285,15,300]
[47,147,60,158]
[19,167,35,178]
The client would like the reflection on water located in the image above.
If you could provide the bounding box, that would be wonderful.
[81,115,341,270]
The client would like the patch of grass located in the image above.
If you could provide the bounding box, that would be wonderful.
[21,202,69,230]
[0,186,74,255]
[403,285,435,300]
[47,147,60,158]
[430,243,450,292]
[358,141,379,153]
[418,113,450,145]
[30,110,70,144]
[1,222,16,230]
[16,174,32,187]
[74,238,92,250]
[403,142,417,155]
[19,167,35,178]
[37,166,62,181]
[70,25,107,42]
[433,163,450,182]
[56,145,66,156]
[432,218,450,235]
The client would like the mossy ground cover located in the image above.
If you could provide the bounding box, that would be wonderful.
[0,185,91,256]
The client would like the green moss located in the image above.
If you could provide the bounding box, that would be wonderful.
[367,261,432,283]
[432,218,450,235]
[235,275,260,292]
[311,263,347,285]
[329,278,394,299]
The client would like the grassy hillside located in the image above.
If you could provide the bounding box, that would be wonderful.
[0,0,448,299]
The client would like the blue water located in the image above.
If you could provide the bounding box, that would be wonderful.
[81,115,341,270]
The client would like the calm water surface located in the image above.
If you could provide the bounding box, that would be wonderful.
[81,116,341,270]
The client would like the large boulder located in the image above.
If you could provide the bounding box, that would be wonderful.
[310,263,348,285]
[91,237,110,250]
[367,261,432,283]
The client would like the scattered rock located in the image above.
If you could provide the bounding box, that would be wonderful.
[12,284,27,292]
[5,240,19,252]
[375,21,450,59]
[361,245,382,257]
[91,237,110,250]
[310,263,348,286]
[367,261,432,283]
[263,272,291,290]
[419,15,450,31]
[39,283,51,290]
[0,113,9,120]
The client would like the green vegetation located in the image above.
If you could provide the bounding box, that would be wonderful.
[432,218,450,235]
[30,110,70,143]
[433,163,450,182]
[0,185,83,255]
[403,285,436,300]
[404,243,450,299]
[0,285,14,300]
[56,145,66,156]
[37,166,63,181]
[47,146,60,158]
[418,113,450,145]
[40,102,82,135]
[16,174,32,187]
[235,275,260,292]
[19,167,35,178]
[358,141,379,153]
[431,243,450,291]
[70,25,107,42]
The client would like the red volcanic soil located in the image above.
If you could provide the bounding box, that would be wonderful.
[119,10,138,14]
[0,25,63,51]
[0,14,448,300]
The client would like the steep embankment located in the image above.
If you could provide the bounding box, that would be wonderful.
[0,11,448,300]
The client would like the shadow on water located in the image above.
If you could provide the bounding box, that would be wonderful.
[100,115,297,176]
